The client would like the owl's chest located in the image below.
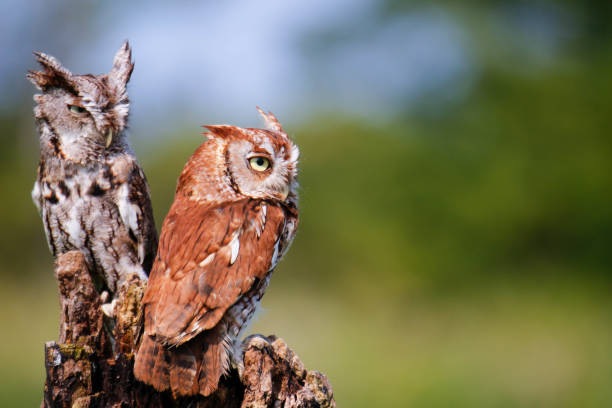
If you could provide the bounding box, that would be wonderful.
[35,162,118,252]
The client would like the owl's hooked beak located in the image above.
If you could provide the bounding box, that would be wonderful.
[279,184,290,201]
[105,129,113,148]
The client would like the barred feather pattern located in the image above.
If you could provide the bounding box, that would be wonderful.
[29,41,157,295]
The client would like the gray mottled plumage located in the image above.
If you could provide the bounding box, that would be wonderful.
[28,41,157,298]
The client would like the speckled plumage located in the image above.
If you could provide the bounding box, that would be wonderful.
[134,109,299,397]
[28,42,157,299]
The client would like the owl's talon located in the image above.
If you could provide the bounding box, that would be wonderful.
[243,334,272,349]
[101,298,117,317]
[234,335,272,379]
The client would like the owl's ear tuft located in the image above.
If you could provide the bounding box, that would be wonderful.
[109,40,134,92]
[201,125,238,140]
[26,70,50,90]
[256,107,283,133]
[27,52,76,92]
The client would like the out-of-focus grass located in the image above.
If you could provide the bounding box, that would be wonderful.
[254,265,612,407]
[2,269,611,407]
[0,273,58,407]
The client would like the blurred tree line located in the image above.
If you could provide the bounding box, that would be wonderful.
[1,0,611,293]
[1,1,612,406]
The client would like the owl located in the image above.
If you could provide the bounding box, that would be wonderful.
[28,41,157,309]
[133,108,299,397]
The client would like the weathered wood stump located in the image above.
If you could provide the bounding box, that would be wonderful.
[42,251,335,407]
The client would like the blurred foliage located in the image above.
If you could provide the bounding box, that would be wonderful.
[2,2,612,407]
[382,0,612,46]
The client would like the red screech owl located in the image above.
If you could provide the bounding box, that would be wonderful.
[28,41,157,310]
[133,108,299,397]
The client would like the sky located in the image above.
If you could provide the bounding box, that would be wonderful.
[0,0,474,136]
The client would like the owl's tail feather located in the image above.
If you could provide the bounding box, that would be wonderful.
[134,327,230,398]
[134,334,172,393]
[195,325,231,397]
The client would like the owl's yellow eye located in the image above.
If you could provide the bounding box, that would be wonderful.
[249,156,271,172]
[68,105,86,114]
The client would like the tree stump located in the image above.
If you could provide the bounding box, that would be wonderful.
[42,251,335,407]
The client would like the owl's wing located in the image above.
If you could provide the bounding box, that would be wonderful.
[115,160,158,274]
[143,197,289,347]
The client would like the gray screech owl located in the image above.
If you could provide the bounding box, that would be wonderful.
[28,41,158,311]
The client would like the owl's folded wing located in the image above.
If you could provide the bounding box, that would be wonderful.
[143,197,286,347]
[126,165,158,273]
[114,159,158,274]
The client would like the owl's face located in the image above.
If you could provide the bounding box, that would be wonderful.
[33,83,109,160]
[224,128,299,202]
[179,109,299,206]
[28,42,134,163]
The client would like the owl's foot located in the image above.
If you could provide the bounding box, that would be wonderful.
[101,296,117,318]
[243,334,272,348]
[234,334,272,378]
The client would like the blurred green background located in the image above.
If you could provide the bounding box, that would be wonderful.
[2,1,612,407]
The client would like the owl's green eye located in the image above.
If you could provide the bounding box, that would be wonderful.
[68,105,86,114]
[249,156,271,172]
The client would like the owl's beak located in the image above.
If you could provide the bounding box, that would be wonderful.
[279,184,290,201]
[105,129,113,148]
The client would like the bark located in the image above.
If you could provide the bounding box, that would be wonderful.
[42,251,335,408]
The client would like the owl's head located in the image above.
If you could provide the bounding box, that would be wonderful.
[27,41,134,162]
[179,108,299,206]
